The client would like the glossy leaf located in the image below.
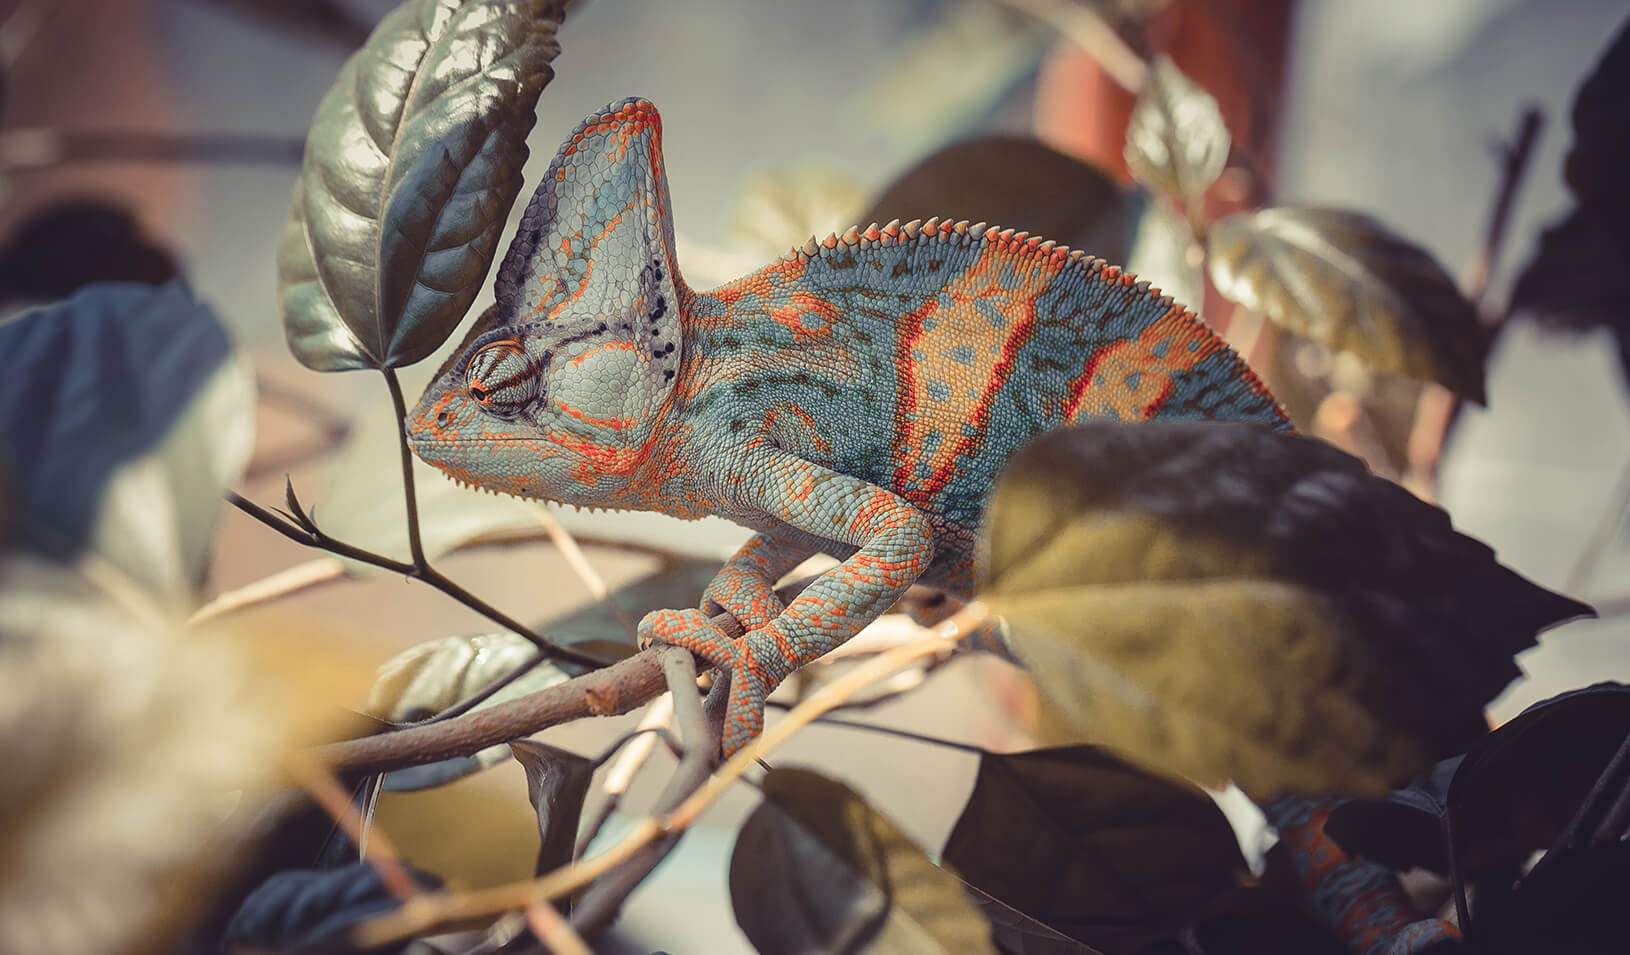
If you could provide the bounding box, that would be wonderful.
[1124,56,1229,207]
[1447,683,1630,874]
[981,422,1591,798]
[730,768,996,954]
[944,746,1252,955]
[1323,756,1461,874]
[859,137,1128,264]
[278,0,564,371]
[0,281,253,608]
[223,861,442,951]
[1207,206,1489,402]
[510,740,592,879]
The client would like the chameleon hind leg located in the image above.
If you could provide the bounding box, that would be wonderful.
[1267,796,1460,954]
[699,530,820,632]
[639,454,935,755]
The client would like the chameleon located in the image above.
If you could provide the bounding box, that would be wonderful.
[408,97,1458,953]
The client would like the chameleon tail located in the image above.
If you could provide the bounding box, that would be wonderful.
[1266,795,1460,954]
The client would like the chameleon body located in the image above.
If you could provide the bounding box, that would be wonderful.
[409,98,1453,952]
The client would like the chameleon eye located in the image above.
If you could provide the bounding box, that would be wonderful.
[464,340,537,417]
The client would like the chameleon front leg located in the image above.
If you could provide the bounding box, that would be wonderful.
[640,455,935,755]
[700,530,820,632]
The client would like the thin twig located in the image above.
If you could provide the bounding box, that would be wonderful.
[570,648,715,933]
[229,491,605,669]
[576,696,675,859]
[1527,729,1630,884]
[351,603,987,947]
[189,557,345,625]
[524,901,593,955]
[1405,106,1544,495]
[990,0,1147,92]
[283,751,420,902]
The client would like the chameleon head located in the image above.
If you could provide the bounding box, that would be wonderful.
[407,96,686,507]
[407,301,681,504]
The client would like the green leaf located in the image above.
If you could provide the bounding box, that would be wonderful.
[1123,56,1229,210]
[943,746,1252,955]
[980,421,1591,798]
[1206,206,1489,402]
[509,740,592,880]
[730,768,996,954]
[859,137,1128,265]
[277,0,565,371]
[0,282,253,608]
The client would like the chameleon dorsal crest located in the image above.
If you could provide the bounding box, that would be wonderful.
[410,98,687,501]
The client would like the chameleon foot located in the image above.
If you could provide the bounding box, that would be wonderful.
[637,607,783,756]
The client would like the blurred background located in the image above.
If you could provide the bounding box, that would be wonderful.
[5,0,1627,950]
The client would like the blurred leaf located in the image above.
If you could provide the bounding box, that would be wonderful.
[0,200,180,307]
[1447,683,1630,875]
[729,167,868,262]
[278,0,564,371]
[980,421,1591,798]
[944,746,1252,955]
[0,554,286,955]
[223,860,442,951]
[859,137,1128,264]
[509,740,592,879]
[1206,207,1489,402]
[1563,15,1630,228]
[730,768,996,954]
[1124,55,1229,209]
[1510,19,1630,388]
[369,630,576,790]
[372,764,543,892]
[0,281,253,608]
[543,557,718,646]
[313,387,539,574]
[1323,756,1461,875]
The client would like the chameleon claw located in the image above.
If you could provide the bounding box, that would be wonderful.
[637,607,737,670]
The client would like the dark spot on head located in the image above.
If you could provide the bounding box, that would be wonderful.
[650,297,667,320]
[664,370,674,380]
[891,261,910,278]
[436,410,450,424]
[729,419,745,432]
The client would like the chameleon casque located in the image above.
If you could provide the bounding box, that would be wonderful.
[409,98,1458,952]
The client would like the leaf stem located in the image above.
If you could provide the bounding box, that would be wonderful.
[382,367,428,569]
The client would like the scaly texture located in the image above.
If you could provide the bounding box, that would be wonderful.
[407,96,1450,953]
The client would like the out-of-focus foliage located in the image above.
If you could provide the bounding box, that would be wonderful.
[1510,16,1630,387]
[0,282,253,608]
[730,768,996,954]
[943,746,1254,955]
[222,861,442,952]
[0,201,180,307]
[860,136,1129,265]
[1124,56,1229,217]
[278,0,565,371]
[981,421,1590,797]
[1207,207,1489,402]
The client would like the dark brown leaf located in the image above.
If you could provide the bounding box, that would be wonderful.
[981,421,1591,797]
[729,768,996,954]
[278,0,565,371]
[943,746,1252,955]
[1207,206,1489,401]
[860,137,1127,264]
[509,740,593,881]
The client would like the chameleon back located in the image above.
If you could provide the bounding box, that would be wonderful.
[681,221,1291,531]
